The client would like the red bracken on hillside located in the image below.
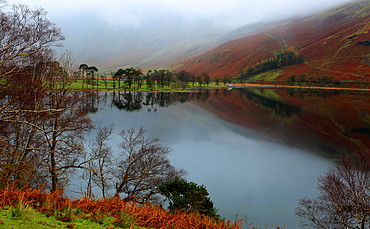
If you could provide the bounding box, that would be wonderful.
[172,0,370,82]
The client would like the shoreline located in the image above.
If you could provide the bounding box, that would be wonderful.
[71,83,370,92]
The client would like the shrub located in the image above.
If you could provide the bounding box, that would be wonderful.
[159,177,219,218]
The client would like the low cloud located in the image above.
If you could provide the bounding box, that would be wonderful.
[15,0,354,30]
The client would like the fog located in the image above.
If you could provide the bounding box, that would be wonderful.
[11,0,355,69]
[16,0,353,29]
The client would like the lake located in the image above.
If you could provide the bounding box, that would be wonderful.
[81,87,370,228]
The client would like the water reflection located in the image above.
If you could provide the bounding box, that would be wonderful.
[84,88,370,228]
[82,89,236,114]
[84,88,370,157]
[238,88,302,120]
[108,90,214,112]
[112,91,143,111]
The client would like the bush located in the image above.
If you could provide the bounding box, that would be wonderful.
[158,177,219,218]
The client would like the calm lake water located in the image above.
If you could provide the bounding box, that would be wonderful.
[81,88,370,228]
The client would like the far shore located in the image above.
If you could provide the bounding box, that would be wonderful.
[219,83,370,91]
[74,83,370,92]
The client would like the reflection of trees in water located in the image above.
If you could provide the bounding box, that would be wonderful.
[83,89,229,113]
[80,88,234,114]
[82,91,100,114]
[203,89,210,102]
[108,90,215,112]
[286,88,338,100]
[84,89,370,116]
[214,89,220,97]
[235,88,370,123]
[101,91,108,106]
[112,91,143,112]
[237,89,302,121]
[82,89,340,121]
[283,88,370,100]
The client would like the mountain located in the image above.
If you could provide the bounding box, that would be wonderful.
[172,0,370,82]
[57,14,235,73]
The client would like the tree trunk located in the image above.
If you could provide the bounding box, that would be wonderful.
[50,105,59,192]
[51,132,58,192]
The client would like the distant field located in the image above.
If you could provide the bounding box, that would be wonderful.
[69,79,227,91]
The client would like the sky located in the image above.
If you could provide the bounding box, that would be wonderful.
[13,0,354,30]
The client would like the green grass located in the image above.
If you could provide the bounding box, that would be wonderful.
[244,87,282,100]
[69,80,226,91]
[0,205,147,229]
[244,71,281,82]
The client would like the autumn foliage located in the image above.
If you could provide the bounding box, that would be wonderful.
[173,0,370,82]
[0,185,247,229]
[295,151,370,228]
[245,47,304,77]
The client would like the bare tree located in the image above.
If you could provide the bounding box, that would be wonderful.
[0,51,94,192]
[295,151,370,229]
[0,3,65,74]
[0,48,59,189]
[38,53,94,192]
[114,127,187,203]
[83,124,115,199]
[0,2,96,193]
[0,1,65,136]
[0,67,50,188]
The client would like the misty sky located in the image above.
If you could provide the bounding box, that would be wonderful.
[9,0,356,69]
[14,0,353,30]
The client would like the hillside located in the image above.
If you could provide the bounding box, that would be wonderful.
[57,15,239,73]
[172,0,370,82]
[59,16,273,74]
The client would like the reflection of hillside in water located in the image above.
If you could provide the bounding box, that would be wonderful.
[208,88,370,157]
[238,89,302,123]
[88,88,370,158]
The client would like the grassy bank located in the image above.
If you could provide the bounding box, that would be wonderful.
[0,204,138,229]
[0,186,247,229]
